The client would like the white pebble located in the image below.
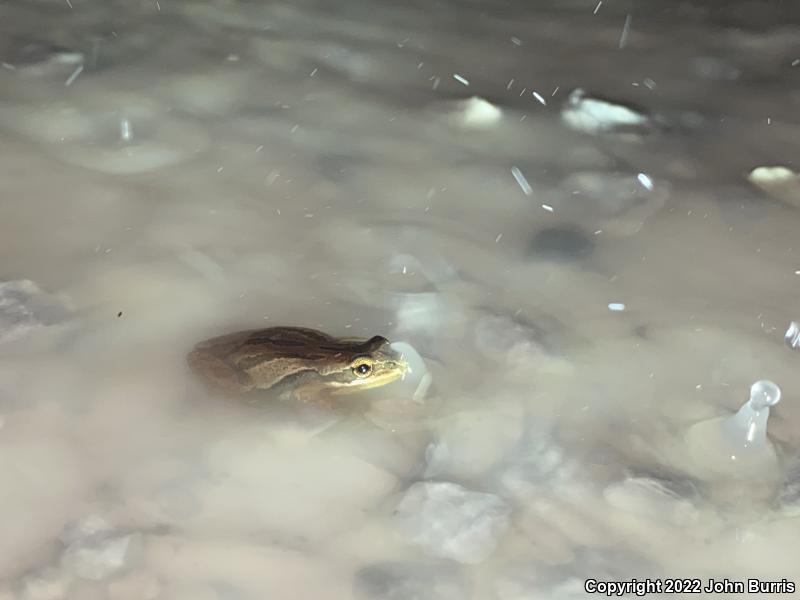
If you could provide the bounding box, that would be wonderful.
[455,97,502,128]
[393,481,511,564]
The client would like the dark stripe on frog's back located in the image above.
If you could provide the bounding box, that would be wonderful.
[239,328,385,356]
[241,357,337,389]
[243,327,339,346]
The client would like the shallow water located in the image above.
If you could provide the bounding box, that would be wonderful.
[1,0,799,598]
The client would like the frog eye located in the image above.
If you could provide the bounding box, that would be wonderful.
[351,357,374,378]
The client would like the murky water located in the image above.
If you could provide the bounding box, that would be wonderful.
[1,0,799,598]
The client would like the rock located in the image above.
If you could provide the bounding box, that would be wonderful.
[423,402,525,480]
[59,515,113,546]
[603,476,699,527]
[747,165,800,208]
[62,532,141,581]
[0,37,83,72]
[393,481,511,564]
[495,569,586,600]
[200,429,400,541]
[354,562,469,600]
[560,89,652,136]
[107,571,161,600]
[0,280,69,344]
[144,536,352,599]
[775,454,800,516]
[529,226,595,261]
[448,97,503,129]
[492,429,587,503]
[0,437,90,579]
[18,567,72,600]
[496,549,656,600]
[472,313,570,376]
[548,171,669,236]
[689,56,741,81]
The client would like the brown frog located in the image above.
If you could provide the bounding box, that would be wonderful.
[186,326,409,404]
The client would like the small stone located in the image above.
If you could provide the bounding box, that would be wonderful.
[425,403,525,480]
[551,171,669,236]
[775,454,800,515]
[747,166,800,208]
[62,533,141,581]
[473,312,565,367]
[603,477,699,526]
[393,481,511,564]
[354,562,469,600]
[2,38,83,70]
[451,97,503,129]
[108,571,161,600]
[560,89,651,135]
[690,56,741,81]
[19,567,72,600]
[59,515,113,546]
[529,226,595,261]
[496,548,656,600]
[0,280,70,344]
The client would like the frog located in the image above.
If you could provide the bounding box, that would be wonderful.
[186,326,409,405]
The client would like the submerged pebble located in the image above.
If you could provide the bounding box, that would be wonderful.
[0,280,70,344]
[603,476,699,526]
[18,567,72,600]
[393,481,511,564]
[747,165,800,208]
[62,532,141,581]
[548,170,669,236]
[529,226,595,261]
[449,96,503,129]
[354,562,469,600]
[560,89,651,136]
[424,403,526,480]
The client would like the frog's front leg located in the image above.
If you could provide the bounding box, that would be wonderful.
[291,382,338,409]
[187,350,255,394]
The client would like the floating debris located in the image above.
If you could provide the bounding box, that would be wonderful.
[119,118,132,142]
[510,166,533,196]
[618,14,632,49]
[637,172,654,190]
[786,321,800,350]
[452,73,469,86]
[532,91,546,105]
[64,63,83,86]
[608,303,626,312]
